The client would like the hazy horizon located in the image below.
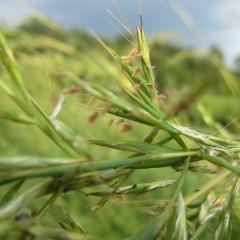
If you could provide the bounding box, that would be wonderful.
[0,0,240,67]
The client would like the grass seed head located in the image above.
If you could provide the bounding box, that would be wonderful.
[122,47,140,64]
[120,124,133,132]
[99,102,112,116]
[87,96,97,106]
[116,118,125,125]
[130,84,141,93]
[88,111,99,123]
[64,85,81,95]
[108,119,114,127]
[132,67,142,78]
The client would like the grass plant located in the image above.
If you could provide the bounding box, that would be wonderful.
[0,15,240,239]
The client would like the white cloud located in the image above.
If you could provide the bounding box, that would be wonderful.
[0,1,26,27]
[210,0,240,67]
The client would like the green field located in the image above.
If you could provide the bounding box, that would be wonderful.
[0,17,240,239]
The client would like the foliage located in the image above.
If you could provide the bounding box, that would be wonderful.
[0,17,240,239]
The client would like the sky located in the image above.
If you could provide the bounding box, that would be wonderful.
[0,0,240,67]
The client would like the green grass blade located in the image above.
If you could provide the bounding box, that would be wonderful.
[88,138,181,154]
[0,180,25,206]
[87,179,176,196]
[214,178,238,240]
[0,153,196,185]
[0,180,50,220]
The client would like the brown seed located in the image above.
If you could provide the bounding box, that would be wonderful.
[87,96,97,106]
[64,85,81,94]
[145,83,156,88]
[121,124,133,132]
[88,112,99,123]
[130,84,140,93]
[132,67,142,77]
[108,119,114,127]
[99,103,112,116]
[116,119,125,125]
[122,48,140,64]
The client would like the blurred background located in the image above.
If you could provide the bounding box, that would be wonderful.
[1,0,240,68]
[0,0,240,167]
[0,1,240,239]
